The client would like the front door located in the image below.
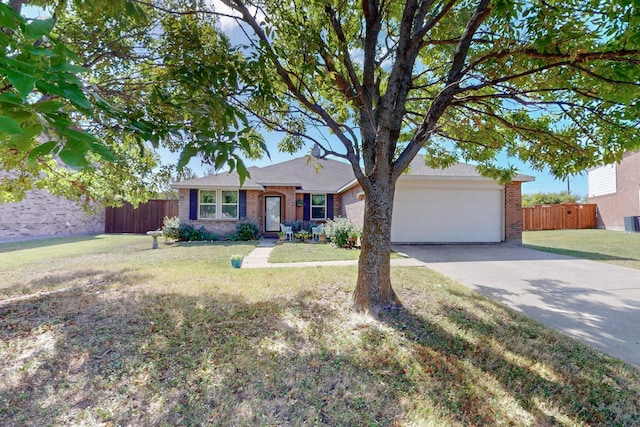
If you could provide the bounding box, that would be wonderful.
[265,196,282,232]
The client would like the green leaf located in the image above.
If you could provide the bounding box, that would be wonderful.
[177,146,198,169]
[89,141,118,162]
[28,140,58,165]
[34,100,64,113]
[25,18,55,40]
[61,84,91,110]
[0,4,21,31]
[28,46,56,57]
[59,146,90,168]
[0,92,24,105]
[10,124,42,150]
[7,70,37,99]
[50,63,90,74]
[0,116,23,134]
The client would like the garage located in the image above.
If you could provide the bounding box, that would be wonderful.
[391,178,504,243]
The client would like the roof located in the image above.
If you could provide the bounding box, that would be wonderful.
[403,156,535,182]
[171,155,534,191]
[259,157,355,192]
[170,156,356,193]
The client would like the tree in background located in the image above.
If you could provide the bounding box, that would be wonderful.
[522,192,584,207]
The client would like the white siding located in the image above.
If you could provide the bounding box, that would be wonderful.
[588,164,617,197]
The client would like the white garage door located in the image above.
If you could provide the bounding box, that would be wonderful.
[392,179,504,243]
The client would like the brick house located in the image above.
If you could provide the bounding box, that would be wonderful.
[588,151,640,230]
[171,155,533,244]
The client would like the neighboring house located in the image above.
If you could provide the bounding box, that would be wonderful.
[588,151,640,230]
[0,177,105,242]
[171,155,534,244]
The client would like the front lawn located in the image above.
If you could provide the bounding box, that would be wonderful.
[1,235,639,425]
[269,242,404,263]
[523,229,640,270]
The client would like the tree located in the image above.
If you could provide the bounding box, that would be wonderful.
[213,0,639,313]
[522,192,583,207]
[1,0,268,207]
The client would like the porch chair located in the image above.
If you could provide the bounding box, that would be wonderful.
[280,223,293,241]
[312,224,324,241]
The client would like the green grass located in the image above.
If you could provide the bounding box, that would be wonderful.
[523,229,640,270]
[1,235,639,425]
[269,241,404,263]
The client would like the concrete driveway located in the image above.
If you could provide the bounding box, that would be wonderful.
[392,244,640,367]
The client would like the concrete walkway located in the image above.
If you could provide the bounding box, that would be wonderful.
[393,244,640,367]
[242,238,425,268]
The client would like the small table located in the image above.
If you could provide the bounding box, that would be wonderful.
[146,230,163,249]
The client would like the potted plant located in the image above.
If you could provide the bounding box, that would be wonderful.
[230,254,243,268]
[277,231,286,241]
[319,231,327,243]
[348,230,359,247]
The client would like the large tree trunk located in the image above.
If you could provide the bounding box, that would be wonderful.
[353,175,401,314]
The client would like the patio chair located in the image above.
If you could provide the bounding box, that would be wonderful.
[280,223,293,241]
[312,224,324,241]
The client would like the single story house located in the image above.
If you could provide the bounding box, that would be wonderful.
[588,151,640,230]
[171,155,534,244]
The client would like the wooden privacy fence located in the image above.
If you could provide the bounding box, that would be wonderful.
[105,199,178,234]
[522,203,597,231]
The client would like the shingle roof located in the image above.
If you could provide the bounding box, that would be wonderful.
[404,156,535,182]
[171,155,534,191]
[260,157,356,192]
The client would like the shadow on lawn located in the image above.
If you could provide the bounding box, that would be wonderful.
[0,235,103,253]
[378,289,640,426]
[1,276,639,425]
[0,282,407,425]
[524,244,639,263]
[472,277,640,367]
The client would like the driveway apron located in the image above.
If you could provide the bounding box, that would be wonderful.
[392,244,640,367]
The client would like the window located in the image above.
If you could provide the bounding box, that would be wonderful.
[199,190,239,219]
[199,190,216,219]
[221,190,238,219]
[311,194,326,220]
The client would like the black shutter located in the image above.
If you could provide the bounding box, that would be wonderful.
[303,193,310,221]
[189,189,198,220]
[327,194,334,219]
[239,190,246,218]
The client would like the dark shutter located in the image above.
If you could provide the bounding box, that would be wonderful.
[189,189,198,220]
[239,190,246,218]
[327,194,334,219]
[303,193,310,221]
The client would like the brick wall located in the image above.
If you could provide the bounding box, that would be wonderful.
[589,152,640,230]
[340,184,365,228]
[505,182,523,244]
[0,189,104,242]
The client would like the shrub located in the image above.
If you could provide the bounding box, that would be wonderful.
[177,223,219,242]
[235,218,259,241]
[162,216,181,241]
[324,216,357,248]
